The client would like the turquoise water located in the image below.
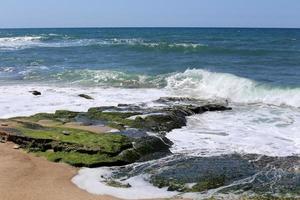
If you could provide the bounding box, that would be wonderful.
[1,28,300,87]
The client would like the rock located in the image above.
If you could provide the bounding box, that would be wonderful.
[117,104,130,107]
[62,130,71,135]
[0,97,232,167]
[1,123,8,126]
[78,94,93,100]
[29,90,41,96]
[105,180,131,188]
[133,136,172,156]
[13,144,20,149]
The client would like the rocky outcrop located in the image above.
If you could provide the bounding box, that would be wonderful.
[108,153,300,198]
[0,98,231,167]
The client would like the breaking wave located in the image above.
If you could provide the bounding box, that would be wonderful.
[18,68,300,107]
[0,36,43,50]
[21,69,167,88]
[166,69,300,107]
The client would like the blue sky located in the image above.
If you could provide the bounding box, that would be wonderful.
[0,0,300,28]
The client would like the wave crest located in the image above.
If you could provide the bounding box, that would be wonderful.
[166,69,300,107]
[0,36,42,50]
[0,35,205,51]
[22,69,167,88]
[8,66,300,107]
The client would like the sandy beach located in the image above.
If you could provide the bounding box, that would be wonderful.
[0,142,119,200]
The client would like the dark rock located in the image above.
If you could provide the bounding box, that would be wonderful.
[78,94,94,100]
[133,136,172,155]
[117,128,148,138]
[62,130,71,135]
[149,154,257,192]
[111,153,300,196]
[29,90,41,96]
[117,104,130,107]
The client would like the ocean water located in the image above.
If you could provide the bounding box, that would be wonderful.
[1,28,300,199]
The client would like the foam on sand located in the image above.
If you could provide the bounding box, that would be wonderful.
[72,167,178,199]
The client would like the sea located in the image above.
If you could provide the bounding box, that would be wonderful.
[0,28,299,199]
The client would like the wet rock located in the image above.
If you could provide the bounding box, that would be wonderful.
[62,130,71,135]
[0,97,232,168]
[78,94,93,100]
[0,122,133,167]
[117,128,148,138]
[149,154,257,192]
[29,90,41,96]
[117,104,130,107]
[133,136,172,156]
[112,153,300,196]
[105,180,131,188]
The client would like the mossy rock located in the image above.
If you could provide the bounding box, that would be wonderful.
[26,110,80,122]
[150,178,188,192]
[105,180,131,188]
[1,117,135,167]
[118,148,141,163]
[191,175,226,192]
[133,136,172,155]
[2,102,233,168]
[35,151,127,167]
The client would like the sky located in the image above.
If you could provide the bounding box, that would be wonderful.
[0,0,300,28]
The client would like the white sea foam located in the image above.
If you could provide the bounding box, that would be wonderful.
[0,36,204,50]
[166,69,300,107]
[46,69,167,88]
[72,167,178,199]
[0,36,42,50]
[0,36,100,50]
[0,85,169,118]
[167,104,300,157]
[168,43,204,48]
[2,69,300,199]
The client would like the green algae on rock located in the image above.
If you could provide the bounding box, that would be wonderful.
[0,99,231,167]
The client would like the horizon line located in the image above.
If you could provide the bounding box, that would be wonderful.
[0,26,300,30]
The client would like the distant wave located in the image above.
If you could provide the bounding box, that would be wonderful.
[0,36,43,50]
[0,35,272,56]
[21,69,168,88]
[0,35,96,50]
[106,38,205,50]
[0,35,206,51]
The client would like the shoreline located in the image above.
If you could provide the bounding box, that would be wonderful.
[0,142,189,200]
[0,97,299,199]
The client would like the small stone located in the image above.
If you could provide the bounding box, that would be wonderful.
[62,131,71,135]
[13,145,20,149]
[29,90,41,96]
[1,123,8,126]
[78,94,93,100]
